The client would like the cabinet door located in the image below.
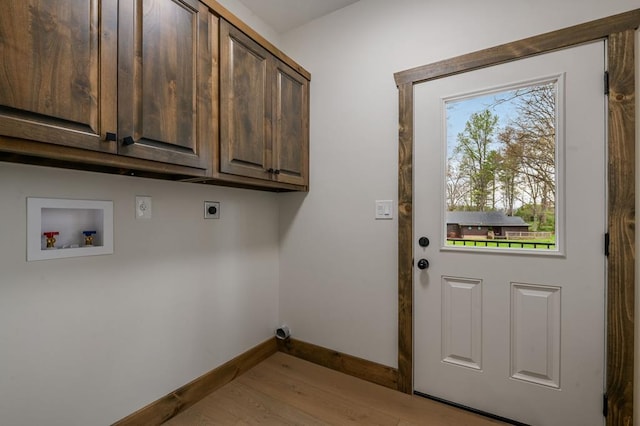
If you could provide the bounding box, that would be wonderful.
[118,0,212,170]
[219,19,272,180]
[0,0,118,153]
[272,61,309,186]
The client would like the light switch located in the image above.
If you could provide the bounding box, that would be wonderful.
[375,200,393,220]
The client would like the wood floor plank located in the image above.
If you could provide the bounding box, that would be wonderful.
[163,396,242,425]
[240,365,400,424]
[220,381,326,425]
[166,352,506,425]
[260,353,504,425]
[202,383,299,424]
[245,357,402,424]
[164,411,233,426]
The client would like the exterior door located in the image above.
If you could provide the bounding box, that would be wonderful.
[414,42,606,425]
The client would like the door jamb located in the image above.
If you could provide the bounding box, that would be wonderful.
[394,9,638,425]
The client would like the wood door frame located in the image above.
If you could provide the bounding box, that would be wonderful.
[394,10,638,425]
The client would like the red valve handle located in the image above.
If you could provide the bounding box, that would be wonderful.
[43,232,59,238]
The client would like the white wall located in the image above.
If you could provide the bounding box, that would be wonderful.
[215,0,281,45]
[3,1,640,424]
[0,163,280,425]
[277,0,640,399]
[0,3,282,424]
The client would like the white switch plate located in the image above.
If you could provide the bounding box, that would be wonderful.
[375,200,393,220]
[135,196,152,219]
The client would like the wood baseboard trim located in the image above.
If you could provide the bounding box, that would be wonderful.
[112,338,278,426]
[276,338,399,391]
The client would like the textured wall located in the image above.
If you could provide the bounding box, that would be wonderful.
[277,0,640,375]
[0,163,280,425]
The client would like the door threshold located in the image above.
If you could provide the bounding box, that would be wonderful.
[414,391,530,426]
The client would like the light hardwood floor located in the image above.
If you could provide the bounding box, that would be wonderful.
[164,352,506,425]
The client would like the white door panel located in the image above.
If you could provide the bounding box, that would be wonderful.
[414,42,606,426]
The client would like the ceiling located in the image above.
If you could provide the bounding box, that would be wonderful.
[236,0,360,34]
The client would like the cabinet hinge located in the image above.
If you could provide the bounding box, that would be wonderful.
[604,71,610,95]
[604,232,610,257]
[603,393,608,417]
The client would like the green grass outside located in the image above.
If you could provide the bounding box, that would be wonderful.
[446,237,556,249]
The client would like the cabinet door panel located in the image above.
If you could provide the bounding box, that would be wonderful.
[119,0,211,169]
[219,20,271,180]
[0,0,117,152]
[273,61,309,186]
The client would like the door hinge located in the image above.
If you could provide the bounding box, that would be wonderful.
[604,232,610,257]
[603,393,608,417]
[604,71,610,95]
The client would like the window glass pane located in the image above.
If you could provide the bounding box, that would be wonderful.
[445,81,557,251]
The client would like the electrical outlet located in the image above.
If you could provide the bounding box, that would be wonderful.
[135,196,152,219]
[204,201,220,219]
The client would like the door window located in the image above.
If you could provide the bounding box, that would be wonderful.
[444,79,560,252]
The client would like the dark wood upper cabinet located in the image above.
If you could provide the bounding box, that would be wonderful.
[272,61,309,186]
[219,21,271,180]
[0,0,118,153]
[0,0,213,171]
[118,0,213,170]
[220,19,309,187]
[0,1,309,190]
